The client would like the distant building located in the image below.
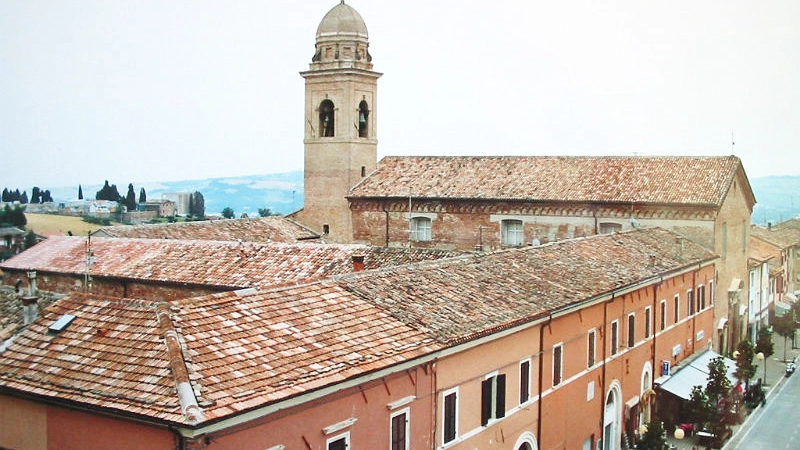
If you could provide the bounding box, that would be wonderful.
[0,227,25,255]
[161,192,191,215]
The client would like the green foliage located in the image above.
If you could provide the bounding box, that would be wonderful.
[78,184,83,200]
[258,207,281,217]
[734,340,757,385]
[96,180,122,202]
[638,420,668,450]
[189,191,205,219]
[23,230,38,249]
[138,187,147,203]
[0,203,27,227]
[221,207,235,219]
[684,385,714,427]
[706,356,732,402]
[81,215,112,226]
[123,183,137,211]
[755,327,774,359]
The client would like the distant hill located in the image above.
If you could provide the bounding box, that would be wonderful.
[48,171,304,218]
[750,176,800,226]
[43,172,800,224]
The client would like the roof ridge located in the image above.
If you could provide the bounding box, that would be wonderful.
[155,303,204,424]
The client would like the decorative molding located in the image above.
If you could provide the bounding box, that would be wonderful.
[322,417,357,436]
[387,395,416,410]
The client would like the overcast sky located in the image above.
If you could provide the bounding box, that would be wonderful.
[2,0,799,190]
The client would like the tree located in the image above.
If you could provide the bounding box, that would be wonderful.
[773,312,795,361]
[0,204,27,227]
[96,180,121,202]
[1,188,8,202]
[221,207,235,219]
[41,189,53,203]
[705,356,733,448]
[30,187,41,204]
[684,385,714,428]
[23,230,38,249]
[637,420,669,450]
[124,183,137,211]
[258,208,272,217]
[20,190,28,204]
[733,340,757,387]
[189,191,205,219]
[78,184,83,200]
[139,187,147,203]
[755,327,774,359]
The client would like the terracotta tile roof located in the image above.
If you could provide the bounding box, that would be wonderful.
[94,217,320,243]
[0,288,58,341]
[339,227,715,344]
[349,155,746,206]
[0,227,715,426]
[0,237,463,290]
[750,225,800,248]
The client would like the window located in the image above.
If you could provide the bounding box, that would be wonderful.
[709,281,714,307]
[644,307,651,338]
[327,433,349,450]
[410,217,432,242]
[481,373,506,425]
[519,360,531,404]
[673,294,680,323]
[322,224,330,235]
[390,409,409,450]
[610,321,619,355]
[627,314,635,347]
[687,290,695,316]
[599,222,622,234]
[552,344,563,386]
[443,389,458,443]
[587,329,596,368]
[660,300,667,331]
[319,99,335,137]
[358,100,370,138]
[501,219,524,246]
[697,285,705,310]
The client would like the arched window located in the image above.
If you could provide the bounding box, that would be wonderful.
[358,100,369,138]
[319,100,335,137]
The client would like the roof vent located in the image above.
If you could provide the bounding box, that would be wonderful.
[48,314,77,334]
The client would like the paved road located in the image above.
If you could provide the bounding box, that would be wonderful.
[725,366,800,449]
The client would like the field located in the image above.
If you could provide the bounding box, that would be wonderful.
[25,213,120,237]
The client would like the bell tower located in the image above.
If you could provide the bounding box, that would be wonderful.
[297,1,381,243]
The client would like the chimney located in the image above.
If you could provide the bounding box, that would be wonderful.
[351,254,365,272]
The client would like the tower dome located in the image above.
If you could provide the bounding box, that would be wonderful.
[310,1,372,69]
[316,1,368,39]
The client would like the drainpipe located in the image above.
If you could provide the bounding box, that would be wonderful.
[537,315,553,449]
[691,270,697,355]
[600,296,612,446]
[383,208,390,247]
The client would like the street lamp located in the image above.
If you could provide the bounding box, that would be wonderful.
[757,352,766,385]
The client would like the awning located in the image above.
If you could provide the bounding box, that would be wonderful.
[786,292,798,303]
[717,317,728,330]
[728,278,743,292]
[657,350,737,400]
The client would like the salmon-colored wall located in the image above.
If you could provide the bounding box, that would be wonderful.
[0,394,173,450]
[435,263,716,450]
[207,366,433,450]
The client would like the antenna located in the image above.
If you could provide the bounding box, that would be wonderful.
[731,131,735,155]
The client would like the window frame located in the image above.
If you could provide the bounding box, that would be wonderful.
[687,289,695,316]
[644,306,652,339]
[390,408,410,450]
[627,313,636,348]
[587,329,596,368]
[519,359,531,405]
[673,294,680,323]
[410,216,432,242]
[442,388,459,444]
[326,432,350,450]
[481,372,506,426]
[610,320,619,355]
[660,299,667,331]
[552,343,564,387]
[697,285,705,311]
[501,219,524,246]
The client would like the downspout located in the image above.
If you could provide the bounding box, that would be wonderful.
[600,296,612,446]
[691,270,697,355]
[536,315,553,449]
[383,208,390,247]
[651,280,661,387]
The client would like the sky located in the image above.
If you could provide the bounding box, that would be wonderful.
[2,0,799,191]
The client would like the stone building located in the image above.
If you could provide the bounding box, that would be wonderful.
[286,3,756,354]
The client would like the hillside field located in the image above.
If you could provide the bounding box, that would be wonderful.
[25,213,120,237]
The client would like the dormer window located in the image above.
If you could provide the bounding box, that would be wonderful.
[358,100,369,138]
[319,100,335,137]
